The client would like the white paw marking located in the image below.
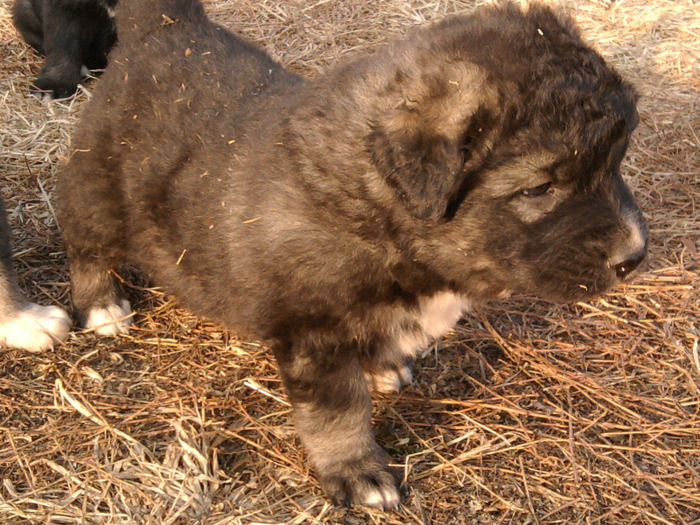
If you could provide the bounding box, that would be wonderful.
[362,483,400,509]
[85,299,132,336]
[393,292,471,358]
[418,292,471,340]
[367,365,412,393]
[0,303,71,352]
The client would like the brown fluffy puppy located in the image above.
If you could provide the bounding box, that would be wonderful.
[58,0,648,509]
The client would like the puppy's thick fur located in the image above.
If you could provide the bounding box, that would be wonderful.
[58,0,647,508]
[12,0,117,98]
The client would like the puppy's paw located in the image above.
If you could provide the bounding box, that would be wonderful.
[319,452,402,510]
[85,299,133,336]
[31,72,80,100]
[0,303,71,351]
[366,364,413,393]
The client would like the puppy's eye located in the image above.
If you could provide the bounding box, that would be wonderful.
[520,182,552,197]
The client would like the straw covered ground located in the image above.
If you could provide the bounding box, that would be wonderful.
[1,0,698,523]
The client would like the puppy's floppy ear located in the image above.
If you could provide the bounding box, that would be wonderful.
[366,69,495,221]
[367,120,462,221]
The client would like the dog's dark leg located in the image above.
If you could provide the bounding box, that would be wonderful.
[82,11,116,72]
[275,342,402,509]
[32,1,88,98]
[58,141,131,336]
[11,0,45,54]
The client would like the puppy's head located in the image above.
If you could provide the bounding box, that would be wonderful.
[365,2,647,302]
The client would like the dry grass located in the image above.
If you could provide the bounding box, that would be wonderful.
[1,0,698,523]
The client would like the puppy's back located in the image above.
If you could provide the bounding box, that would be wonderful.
[105,0,298,132]
[115,0,208,46]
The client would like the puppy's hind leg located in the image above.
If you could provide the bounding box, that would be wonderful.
[276,343,402,509]
[69,262,132,337]
[58,144,132,337]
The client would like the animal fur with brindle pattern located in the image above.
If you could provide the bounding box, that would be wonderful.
[58,0,648,509]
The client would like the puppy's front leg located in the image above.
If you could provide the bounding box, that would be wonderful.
[276,345,402,509]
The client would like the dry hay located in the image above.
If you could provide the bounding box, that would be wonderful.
[0,0,698,524]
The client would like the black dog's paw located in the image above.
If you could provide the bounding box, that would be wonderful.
[318,451,402,510]
[31,70,82,99]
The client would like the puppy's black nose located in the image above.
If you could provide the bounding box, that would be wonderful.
[613,249,646,279]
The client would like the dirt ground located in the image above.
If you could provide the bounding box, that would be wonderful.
[1,0,698,524]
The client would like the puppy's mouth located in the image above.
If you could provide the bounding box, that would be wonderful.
[517,267,618,304]
[514,238,648,304]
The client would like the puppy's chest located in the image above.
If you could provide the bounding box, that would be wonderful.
[388,292,471,358]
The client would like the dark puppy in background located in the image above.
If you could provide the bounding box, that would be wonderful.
[58,0,647,509]
[12,0,118,99]
[0,198,70,351]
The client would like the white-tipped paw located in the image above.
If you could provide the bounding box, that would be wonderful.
[320,456,402,510]
[85,299,133,336]
[0,303,71,352]
[366,364,413,393]
[360,482,401,510]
